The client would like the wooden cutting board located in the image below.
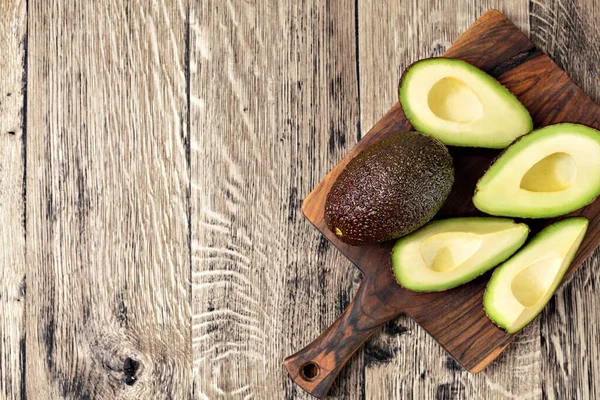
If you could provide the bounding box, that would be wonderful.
[284,9,600,398]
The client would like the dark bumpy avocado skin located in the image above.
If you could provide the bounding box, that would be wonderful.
[324,131,454,245]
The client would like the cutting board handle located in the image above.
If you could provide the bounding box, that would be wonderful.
[284,277,399,398]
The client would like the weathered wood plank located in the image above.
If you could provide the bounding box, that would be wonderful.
[190,0,361,398]
[25,1,191,398]
[357,2,541,399]
[0,0,26,398]
[530,1,600,397]
[530,0,600,102]
[539,254,600,399]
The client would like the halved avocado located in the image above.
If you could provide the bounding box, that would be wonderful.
[399,58,532,148]
[484,217,588,334]
[473,123,600,218]
[392,218,529,292]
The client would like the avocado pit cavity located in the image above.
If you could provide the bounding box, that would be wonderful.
[520,152,577,192]
[428,77,483,123]
[510,257,561,307]
[420,232,482,272]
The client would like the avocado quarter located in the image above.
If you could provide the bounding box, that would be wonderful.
[324,131,454,245]
[392,217,529,292]
[484,217,588,333]
[399,58,533,148]
[473,123,600,218]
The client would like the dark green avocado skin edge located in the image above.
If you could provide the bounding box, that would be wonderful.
[483,217,589,334]
[324,131,454,246]
[391,217,530,293]
[398,57,534,149]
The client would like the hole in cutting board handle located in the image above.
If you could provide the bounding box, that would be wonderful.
[300,362,320,381]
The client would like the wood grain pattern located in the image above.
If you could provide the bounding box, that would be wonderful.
[190,1,363,398]
[25,1,191,398]
[0,0,26,398]
[286,8,600,398]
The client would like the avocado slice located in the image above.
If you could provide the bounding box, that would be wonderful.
[392,218,529,292]
[484,217,588,334]
[325,131,454,245]
[399,58,532,148]
[473,123,600,218]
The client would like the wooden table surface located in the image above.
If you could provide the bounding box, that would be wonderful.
[0,1,598,399]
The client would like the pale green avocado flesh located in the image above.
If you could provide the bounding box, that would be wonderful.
[392,218,529,292]
[474,123,600,218]
[484,217,588,334]
[399,58,532,148]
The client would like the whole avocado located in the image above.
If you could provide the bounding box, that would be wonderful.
[324,131,454,245]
